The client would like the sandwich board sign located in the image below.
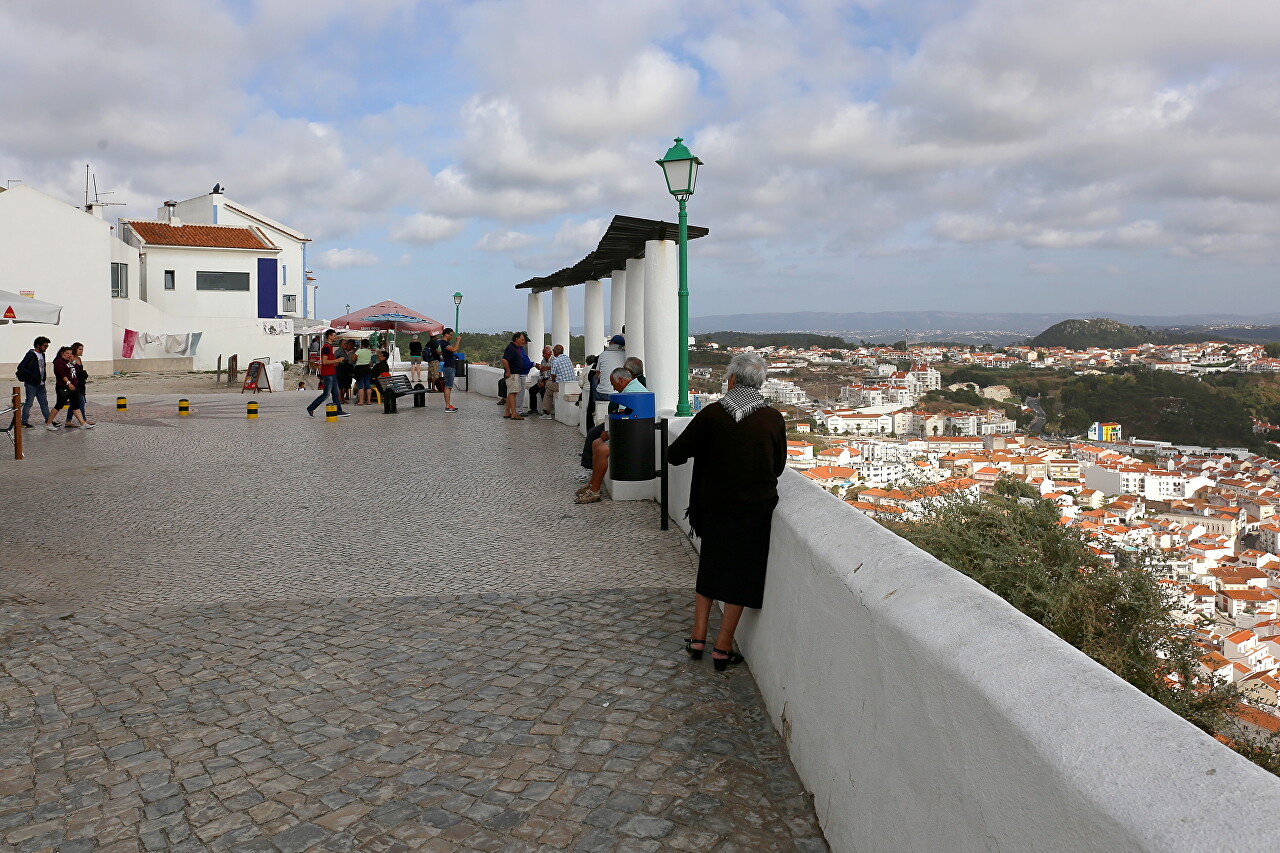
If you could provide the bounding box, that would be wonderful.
[241,360,271,393]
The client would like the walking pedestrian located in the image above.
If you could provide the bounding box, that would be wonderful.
[439,328,461,412]
[46,346,93,430]
[501,332,532,419]
[306,329,350,417]
[15,336,52,429]
[71,342,94,425]
[669,353,785,670]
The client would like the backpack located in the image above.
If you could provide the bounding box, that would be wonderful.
[497,377,507,398]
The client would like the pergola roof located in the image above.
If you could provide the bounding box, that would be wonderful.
[515,214,708,291]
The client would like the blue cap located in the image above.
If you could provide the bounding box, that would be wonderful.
[609,334,625,345]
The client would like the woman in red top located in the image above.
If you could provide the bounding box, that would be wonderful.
[46,346,93,431]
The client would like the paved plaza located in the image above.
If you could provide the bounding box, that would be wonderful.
[0,389,828,852]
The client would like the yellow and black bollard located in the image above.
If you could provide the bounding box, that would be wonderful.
[325,404,337,422]
[246,400,258,419]
[178,398,190,416]
[116,396,127,411]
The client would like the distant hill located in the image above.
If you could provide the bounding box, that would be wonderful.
[696,331,850,349]
[687,310,1280,342]
[1031,317,1248,348]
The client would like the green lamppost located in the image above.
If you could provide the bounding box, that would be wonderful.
[657,137,702,417]
[453,291,463,331]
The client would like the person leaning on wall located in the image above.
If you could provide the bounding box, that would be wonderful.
[669,352,785,671]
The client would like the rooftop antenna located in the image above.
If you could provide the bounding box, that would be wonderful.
[83,164,123,213]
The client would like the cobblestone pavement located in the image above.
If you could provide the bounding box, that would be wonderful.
[0,390,828,852]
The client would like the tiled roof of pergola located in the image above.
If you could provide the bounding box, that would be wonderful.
[515,214,708,292]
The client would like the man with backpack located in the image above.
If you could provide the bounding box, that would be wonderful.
[15,336,53,429]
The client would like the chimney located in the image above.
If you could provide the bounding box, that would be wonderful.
[162,200,180,226]
[86,202,104,219]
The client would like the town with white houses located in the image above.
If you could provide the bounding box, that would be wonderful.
[694,337,1280,719]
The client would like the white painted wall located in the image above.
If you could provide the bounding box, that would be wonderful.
[126,243,277,323]
[658,415,1280,851]
[0,186,116,374]
[174,193,306,318]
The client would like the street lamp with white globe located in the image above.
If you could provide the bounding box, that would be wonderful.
[656,137,702,417]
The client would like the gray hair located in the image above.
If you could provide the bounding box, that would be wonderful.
[726,352,767,389]
[610,367,633,385]
[624,356,643,376]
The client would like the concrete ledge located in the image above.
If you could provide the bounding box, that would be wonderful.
[114,357,194,372]
[467,364,503,399]
[658,419,1280,852]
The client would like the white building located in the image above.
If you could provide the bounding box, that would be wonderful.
[0,184,308,374]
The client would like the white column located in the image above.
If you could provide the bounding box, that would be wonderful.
[609,269,626,336]
[551,286,570,352]
[526,291,545,352]
[624,257,645,366]
[643,239,679,414]
[583,280,605,360]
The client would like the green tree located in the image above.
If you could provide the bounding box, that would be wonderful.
[1060,407,1093,436]
[887,491,1238,739]
[1264,342,1280,358]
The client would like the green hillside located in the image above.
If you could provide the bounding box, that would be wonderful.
[1030,317,1243,348]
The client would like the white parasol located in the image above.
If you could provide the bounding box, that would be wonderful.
[0,290,62,325]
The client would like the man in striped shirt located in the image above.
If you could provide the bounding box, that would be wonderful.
[542,344,576,419]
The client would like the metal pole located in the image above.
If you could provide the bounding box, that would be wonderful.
[676,197,691,417]
[657,417,669,530]
[12,386,23,460]
[454,303,460,333]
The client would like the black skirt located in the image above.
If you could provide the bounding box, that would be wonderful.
[694,498,777,609]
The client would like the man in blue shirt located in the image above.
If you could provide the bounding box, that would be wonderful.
[501,331,531,420]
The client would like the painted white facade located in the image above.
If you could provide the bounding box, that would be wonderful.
[0,184,306,374]
[173,191,307,319]
[0,185,119,374]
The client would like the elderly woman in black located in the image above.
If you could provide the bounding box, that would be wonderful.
[669,352,785,670]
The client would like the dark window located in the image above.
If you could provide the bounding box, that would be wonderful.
[164,269,175,290]
[111,262,128,298]
[282,294,297,312]
[196,271,250,291]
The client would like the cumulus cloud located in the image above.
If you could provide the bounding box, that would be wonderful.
[4,0,1280,320]
[390,213,467,244]
[474,230,539,252]
[315,248,380,269]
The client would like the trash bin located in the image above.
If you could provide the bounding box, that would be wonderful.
[609,391,655,481]
[453,353,468,378]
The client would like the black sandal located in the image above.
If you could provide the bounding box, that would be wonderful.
[684,638,706,660]
[712,648,744,672]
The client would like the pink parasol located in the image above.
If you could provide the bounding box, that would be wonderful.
[331,300,444,334]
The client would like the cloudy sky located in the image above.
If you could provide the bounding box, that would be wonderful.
[3,0,1279,329]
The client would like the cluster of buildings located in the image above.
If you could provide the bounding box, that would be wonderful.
[785,415,1280,713]
[0,183,315,374]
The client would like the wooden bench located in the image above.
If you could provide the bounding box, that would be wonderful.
[375,374,427,413]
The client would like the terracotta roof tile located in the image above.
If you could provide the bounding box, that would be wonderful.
[125,220,276,250]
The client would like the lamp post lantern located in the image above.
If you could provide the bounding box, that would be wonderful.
[657,137,702,417]
[453,291,463,331]
[345,303,351,316]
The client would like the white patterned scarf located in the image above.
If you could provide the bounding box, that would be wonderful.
[720,385,768,423]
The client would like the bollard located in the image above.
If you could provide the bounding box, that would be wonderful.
[178,399,190,416]
[116,396,127,411]
[325,404,337,422]
[246,400,258,419]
